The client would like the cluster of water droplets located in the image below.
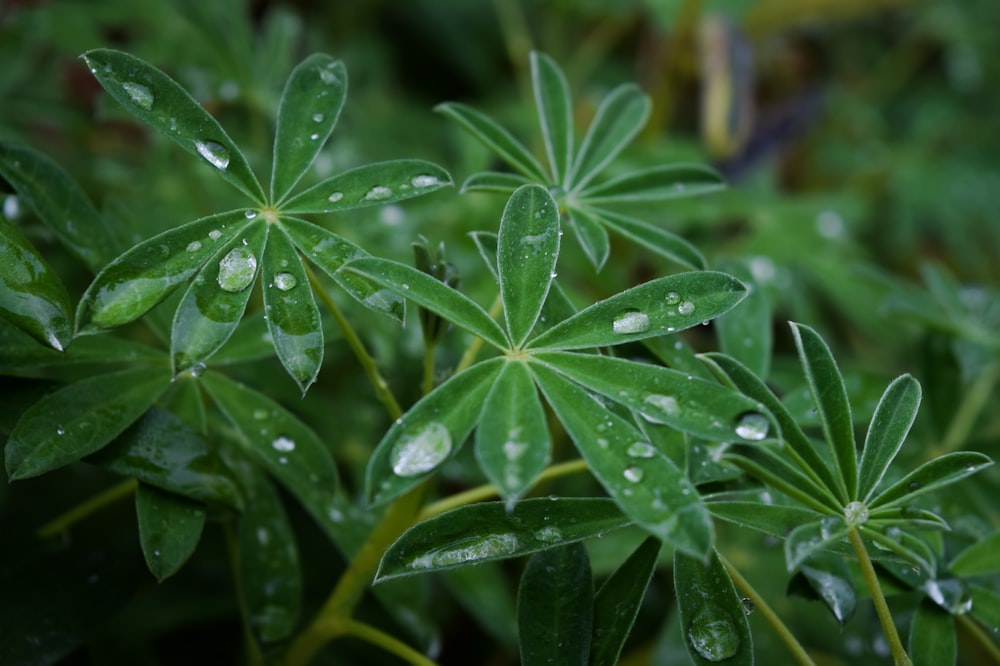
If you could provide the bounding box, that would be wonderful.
[408,532,520,570]
[612,291,699,337]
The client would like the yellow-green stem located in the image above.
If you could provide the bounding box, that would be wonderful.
[939,361,1000,456]
[37,478,137,538]
[305,265,402,420]
[848,528,912,666]
[422,339,436,396]
[957,613,1000,664]
[343,619,440,666]
[719,554,816,666]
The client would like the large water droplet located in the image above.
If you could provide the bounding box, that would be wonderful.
[677,301,696,316]
[924,578,973,615]
[195,140,230,170]
[208,229,222,240]
[319,65,340,85]
[843,501,869,525]
[186,240,202,253]
[408,532,520,569]
[391,422,452,477]
[623,465,644,483]
[688,606,740,662]
[327,191,344,203]
[643,394,679,420]
[272,436,295,452]
[627,441,657,458]
[364,185,393,201]
[534,526,563,544]
[273,272,298,291]
[311,112,324,123]
[217,246,257,292]
[122,81,153,110]
[665,291,681,305]
[411,174,442,188]
[734,412,769,440]
[2,195,21,220]
[613,310,650,335]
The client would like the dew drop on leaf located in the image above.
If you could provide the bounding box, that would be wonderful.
[613,310,650,335]
[626,441,657,458]
[734,412,769,440]
[121,81,153,110]
[217,246,257,292]
[272,436,295,452]
[186,241,202,252]
[273,272,298,291]
[687,606,740,662]
[534,526,563,544]
[364,185,393,201]
[623,465,644,483]
[391,422,452,477]
[319,65,340,85]
[208,229,222,240]
[665,291,681,305]
[843,501,869,525]
[327,191,344,203]
[677,301,696,316]
[411,174,442,188]
[194,140,230,170]
[311,113,324,123]
[644,394,679,420]
[820,515,843,539]
[408,532,520,569]
[245,210,257,219]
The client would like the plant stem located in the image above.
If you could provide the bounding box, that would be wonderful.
[719,554,816,666]
[343,619,440,666]
[36,477,137,538]
[305,265,402,420]
[938,360,1000,456]
[455,294,503,375]
[848,528,912,666]
[422,339,436,396]
[957,612,1000,664]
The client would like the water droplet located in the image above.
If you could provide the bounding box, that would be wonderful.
[273,272,298,291]
[253,408,269,420]
[843,501,869,525]
[627,442,657,458]
[665,291,681,305]
[816,210,845,239]
[122,81,153,110]
[272,436,295,452]
[924,577,973,615]
[408,533,520,569]
[623,465,644,483]
[688,606,740,662]
[311,112,324,123]
[741,598,755,615]
[2,195,21,220]
[208,229,222,240]
[613,310,650,335]
[194,140,230,170]
[327,191,344,203]
[820,515,843,540]
[391,422,452,477]
[56,425,65,436]
[257,527,269,545]
[503,439,528,461]
[245,209,257,219]
[677,301,696,316]
[734,412,769,440]
[319,65,340,85]
[217,246,257,292]
[189,363,207,377]
[364,185,393,201]
[186,240,202,252]
[309,133,320,141]
[534,526,563,544]
[411,174,442,188]
[906,481,920,491]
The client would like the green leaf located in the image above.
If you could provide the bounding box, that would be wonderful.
[135,483,206,582]
[0,217,72,351]
[724,443,841,513]
[788,558,857,625]
[469,230,500,281]
[527,271,746,350]
[376,498,629,582]
[271,55,347,203]
[590,536,661,666]
[0,141,121,269]
[366,358,504,506]
[579,164,724,203]
[858,374,922,502]
[76,210,253,334]
[785,519,850,571]
[0,320,163,373]
[461,171,532,194]
[949,530,1000,576]
[714,259,771,378]
[532,363,712,558]
[499,184,560,346]
[790,322,857,502]
[707,500,823,538]
[518,543,593,666]
[280,159,452,213]
[969,584,1000,643]
[531,51,573,186]
[475,360,550,504]
[88,406,243,509]
[566,207,611,271]
[200,371,340,534]
[80,49,265,202]
[280,215,404,323]
[262,226,323,393]
[171,220,266,371]
[593,207,706,270]
[568,84,650,191]
[442,564,518,648]
[909,600,956,666]
[341,257,509,350]
[436,102,549,182]
[534,351,772,443]
[868,451,994,510]
[5,365,171,479]
[674,549,753,666]
[237,467,302,642]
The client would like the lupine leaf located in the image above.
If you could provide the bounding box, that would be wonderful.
[461,171,532,194]
[271,55,347,203]
[76,210,253,334]
[0,320,163,372]
[949,530,1000,576]
[724,443,842,513]
[0,217,72,351]
[785,519,851,572]
[858,374,922,502]
[566,206,611,271]
[81,49,266,202]
[518,543,593,666]
[435,102,549,182]
[579,164,724,203]
[376,498,628,582]
[868,451,994,509]
[262,226,323,393]
[135,483,206,582]
[527,271,746,350]
[498,184,559,346]
[569,84,650,191]
[593,207,706,270]
[531,51,574,186]
[707,500,823,538]
[5,365,171,479]
[788,558,857,625]
[714,259,771,379]
[280,159,451,214]
[366,358,504,506]
[909,600,956,666]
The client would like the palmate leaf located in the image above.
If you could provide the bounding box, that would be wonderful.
[723,443,841,513]
[858,374,921,501]
[375,498,630,582]
[568,83,650,191]
[271,55,347,203]
[81,49,265,202]
[0,216,72,351]
[135,483,206,582]
[518,543,593,666]
[531,51,574,187]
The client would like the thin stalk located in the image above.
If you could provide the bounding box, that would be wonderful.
[305,265,402,420]
[37,477,137,538]
[455,294,503,375]
[957,613,1000,664]
[938,361,1000,456]
[343,619,440,666]
[719,554,816,666]
[422,338,436,396]
[848,528,912,666]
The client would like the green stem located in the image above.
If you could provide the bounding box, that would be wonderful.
[343,619,440,666]
[455,294,503,375]
[848,528,912,666]
[305,265,402,420]
[957,612,1000,664]
[37,478,137,538]
[422,339,436,396]
[719,554,816,666]
[938,361,1000,456]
